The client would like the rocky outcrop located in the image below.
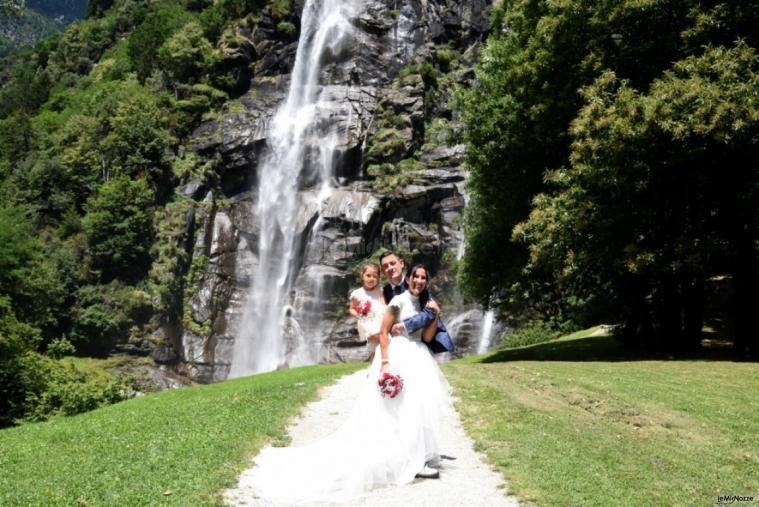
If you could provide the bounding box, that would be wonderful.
[167,0,494,381]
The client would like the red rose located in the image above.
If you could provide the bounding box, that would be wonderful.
[354,300,372,318]
[378,372,404,398]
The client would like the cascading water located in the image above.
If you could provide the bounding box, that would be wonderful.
[477,309,495,354]
[229,0,358,377]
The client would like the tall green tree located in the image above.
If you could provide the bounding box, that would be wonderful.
[0,205,65,334]
[0,295,43,427]
[157,21,215,94]
[0,206,43,306]
[82,177,155,283]
[0,112,33,170]
[460,0,695,307]
[101,91,171,185]
[127,3,193,83]
[461,0,759,353]
[518,42,758,350]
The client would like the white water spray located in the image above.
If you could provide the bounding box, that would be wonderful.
[229,0,357,377]
[477,309,495,354]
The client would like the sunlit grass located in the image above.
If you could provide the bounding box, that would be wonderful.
[5,329,756,507]
[444,328,759,506]
[0,362,363,506]
[58,355,155,380]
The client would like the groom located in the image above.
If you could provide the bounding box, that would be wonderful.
[379,251,454,354]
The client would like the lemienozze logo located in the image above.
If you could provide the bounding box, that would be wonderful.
[716,495,756,506]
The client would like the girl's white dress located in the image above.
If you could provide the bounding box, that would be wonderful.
[349,286,385,343]
[243,290,451,504]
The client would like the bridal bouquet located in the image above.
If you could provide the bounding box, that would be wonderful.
[378,372,404,399]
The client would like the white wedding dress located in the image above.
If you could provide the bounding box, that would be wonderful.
[242,291,451,504]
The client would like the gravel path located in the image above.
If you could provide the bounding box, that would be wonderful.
[225,368,519,507]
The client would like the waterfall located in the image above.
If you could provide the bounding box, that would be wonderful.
[477,309,495,354]
[229,0,357,377]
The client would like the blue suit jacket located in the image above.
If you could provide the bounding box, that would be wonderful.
[383,281,454,354]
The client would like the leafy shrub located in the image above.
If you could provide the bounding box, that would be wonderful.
[0,296,42,426]
[0,206,65,332]
[127,3,193,82]
[85,0,116,19]
[435,45,459,72]
[70,282,153,356]
[268,0,289,20]
[502,321,560,349]
[276,21,296,37]
[367,160,416,194]
[171,83,228,136]
[46,336,75,359]
[397,59,438,89]
[19,352,132,422]
[1,316,133,427]
[157,22,216,89]
[199,3,226,42]
[366,128,407,163]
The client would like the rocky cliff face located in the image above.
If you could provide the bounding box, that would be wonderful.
[0,7,61,57]
[156,0,496,382]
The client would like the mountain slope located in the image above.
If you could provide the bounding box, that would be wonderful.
[0,6,61,57]
[27,0,87,23]
[0,0,85,57]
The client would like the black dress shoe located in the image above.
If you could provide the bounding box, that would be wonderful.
[415,465,440,479]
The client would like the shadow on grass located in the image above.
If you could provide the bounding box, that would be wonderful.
[480,334,754,363]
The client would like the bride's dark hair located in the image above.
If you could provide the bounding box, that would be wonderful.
[407,263,429,278]
[407,263,431,308]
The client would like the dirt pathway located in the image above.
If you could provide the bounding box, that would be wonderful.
[224,368,518,507]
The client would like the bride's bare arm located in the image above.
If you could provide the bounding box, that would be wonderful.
[379,311,395,372]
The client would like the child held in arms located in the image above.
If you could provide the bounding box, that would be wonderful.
[349,263,386,346]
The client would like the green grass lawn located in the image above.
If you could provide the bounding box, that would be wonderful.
[0,362,362,506]
[3,332,756,507]
[444,328,759,507]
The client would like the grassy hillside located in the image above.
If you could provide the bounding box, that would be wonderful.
[444,329,759,506]
[0,361,363,506]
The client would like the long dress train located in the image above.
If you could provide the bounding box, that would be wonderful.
[241,292,451,504]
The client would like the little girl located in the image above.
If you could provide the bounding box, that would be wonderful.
[349,263,386,345]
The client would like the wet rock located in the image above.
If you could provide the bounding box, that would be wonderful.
[171,0,492,382]
[321,190,382,225]
[416,168,466,185]
[150,344,177,364]
[181,179,208,200]
[188,77,287,196]
[419,144,466,167]
[119,364,193,392]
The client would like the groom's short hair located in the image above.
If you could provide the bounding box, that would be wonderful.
[379,250,401,263]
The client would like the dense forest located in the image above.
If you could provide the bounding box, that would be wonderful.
[0,0,298,426]
[1,0,757,428]
[460,0,758,355]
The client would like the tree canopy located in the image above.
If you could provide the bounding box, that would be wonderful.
[0,0,290,426]
[461,0,759,353]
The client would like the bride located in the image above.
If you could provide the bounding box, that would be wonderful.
[242,263,451,504]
